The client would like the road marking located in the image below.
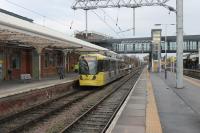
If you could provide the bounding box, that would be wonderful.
[146,71,163,133]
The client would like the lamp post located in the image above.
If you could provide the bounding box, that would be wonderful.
[155,24,175,79]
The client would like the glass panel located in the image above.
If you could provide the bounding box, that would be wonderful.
[79,56,97,75]
[11,53,20,69]
[127,44,133,52]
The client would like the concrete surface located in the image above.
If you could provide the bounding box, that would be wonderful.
[151,72,200,133]
[0,73,78,98]
[109,70,147,133]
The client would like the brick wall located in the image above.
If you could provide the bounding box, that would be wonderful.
[0,80,77,119]
[67,52,79,72]
[2,47,32,80]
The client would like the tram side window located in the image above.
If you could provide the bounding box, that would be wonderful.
[103,60,109,71]
[109,60,112,71]
[111,61,116,71]
[97,60,110,72]
[97,60,104,72]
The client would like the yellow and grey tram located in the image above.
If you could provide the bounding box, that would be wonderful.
[79,54,128,86]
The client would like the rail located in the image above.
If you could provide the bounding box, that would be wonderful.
[183,69,200,79]
[60,68,142,133]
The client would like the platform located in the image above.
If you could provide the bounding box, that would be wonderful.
[151,71,200,133]
[106,68,161,133]
[107,69,200,133]
[0,73,78,99]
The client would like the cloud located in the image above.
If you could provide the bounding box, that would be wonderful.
[0,0,200,38]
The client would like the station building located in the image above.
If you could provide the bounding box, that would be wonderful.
[0,46,81,80]
[0,9,107,81]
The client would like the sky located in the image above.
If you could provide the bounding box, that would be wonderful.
[0,0,199,39]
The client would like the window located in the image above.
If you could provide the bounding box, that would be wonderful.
[190,41,197,50]
[169,42,176,50]
[135,43,139,51]
[152,52,158,60]
[161,42,165,50]
[79,57,97,75]
[146,43,150,51]
[184,41,187,50]
[45,53,49,68]
[119,44,124,51]
[11,55,20,69]
[97,60,104,72]
[53,54,57,67]
[11,52,20,69]
[49,54,54,66]
[198,41,200,49]
[126,44,133,52]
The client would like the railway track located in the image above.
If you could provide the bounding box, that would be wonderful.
[0,68,142,133]
[183,69,200,79]
[0,89,97,133]
[60,70,141,133]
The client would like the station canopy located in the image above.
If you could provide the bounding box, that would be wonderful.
[0,12,108,53]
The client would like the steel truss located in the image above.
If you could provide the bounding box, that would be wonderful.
[72,0,170,10]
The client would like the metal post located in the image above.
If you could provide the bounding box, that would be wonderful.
[85,9,88,38]
[165,24,167,79]
[63,52,68,74]
[172,58,174,72]
[133,8,135,36]
[199,47,200,69]
[38,53,41,80]
[176,0,184,88]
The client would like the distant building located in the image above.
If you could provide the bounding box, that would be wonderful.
[75,31,113,41]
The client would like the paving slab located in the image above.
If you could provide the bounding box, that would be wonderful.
[151,72,200,133]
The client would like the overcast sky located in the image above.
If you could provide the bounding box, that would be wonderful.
[0,0,199,38]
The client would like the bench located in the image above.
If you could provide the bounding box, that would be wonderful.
[20,74,32,82]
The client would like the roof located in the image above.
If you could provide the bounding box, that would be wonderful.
[0,8,33,22]
[0,11,108,52]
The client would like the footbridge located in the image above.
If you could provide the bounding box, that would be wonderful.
[89,35,200,54]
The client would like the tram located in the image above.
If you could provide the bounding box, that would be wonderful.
[79,54,128,86]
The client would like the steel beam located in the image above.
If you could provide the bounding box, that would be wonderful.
[72,0,170,10]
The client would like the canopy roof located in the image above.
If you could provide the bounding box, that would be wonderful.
[0,12,108,53]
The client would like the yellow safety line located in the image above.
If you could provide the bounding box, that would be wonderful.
[146,70,163,133]
[184,77,200,88]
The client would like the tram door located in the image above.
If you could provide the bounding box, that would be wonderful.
[0,53,3,80]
